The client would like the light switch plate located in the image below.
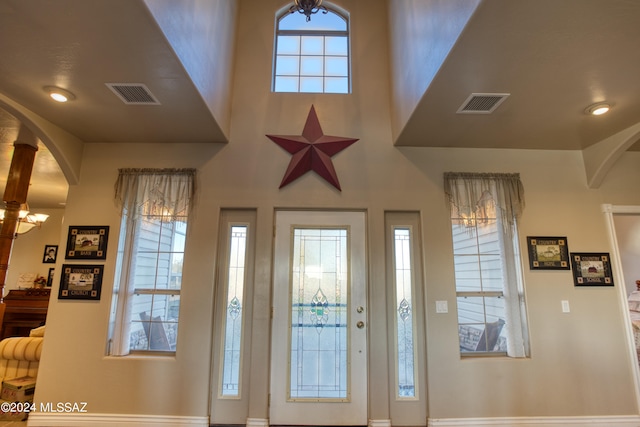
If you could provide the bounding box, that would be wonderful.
[436,300,448,313]
[561,300,570,313]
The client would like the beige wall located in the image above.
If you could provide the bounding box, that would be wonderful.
[414,148,640,418]
[144,0,237,141]
[387,0,481,141]
[33,0,640,423]
[35,145,640,421]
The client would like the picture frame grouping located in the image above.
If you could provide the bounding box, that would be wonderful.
[56,225,110,301]
[65,225,109,260]
[526,236,614,287]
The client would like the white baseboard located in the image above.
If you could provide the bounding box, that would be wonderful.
[246,417,269,427]
[27,412,209,427]
[428,415,640,426]
[26,413,640,427]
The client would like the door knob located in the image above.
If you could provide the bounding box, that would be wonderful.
[356,321,365,329]
[356,306,364,313]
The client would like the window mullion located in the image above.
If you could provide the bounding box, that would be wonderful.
[278,30,348,37]
[134,289,181,296]
[456,291,504,298]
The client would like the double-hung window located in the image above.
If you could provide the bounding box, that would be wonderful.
[109,168,196,355]
[273,3,350,93]
[444,172,529,357]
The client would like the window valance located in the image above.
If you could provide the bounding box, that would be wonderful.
[443,172,525,235]
[114,168,196,222]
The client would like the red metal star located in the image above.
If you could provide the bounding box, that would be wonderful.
[266,105,358,191]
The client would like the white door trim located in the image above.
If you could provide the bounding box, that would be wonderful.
[270,210,368,425]
[602,203,640,412]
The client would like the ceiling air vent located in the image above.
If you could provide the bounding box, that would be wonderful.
[457,93,509,114]
[106,83,160,105]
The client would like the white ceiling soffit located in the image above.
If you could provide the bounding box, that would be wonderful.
[457,93,510,114]
[106,83,161,105]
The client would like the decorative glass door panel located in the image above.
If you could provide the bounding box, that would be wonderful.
[271,211,367,425]
[290,228,348,400]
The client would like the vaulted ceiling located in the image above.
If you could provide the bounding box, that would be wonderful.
[1,0,639,208]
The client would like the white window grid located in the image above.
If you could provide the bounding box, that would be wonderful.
[273,10,350,93]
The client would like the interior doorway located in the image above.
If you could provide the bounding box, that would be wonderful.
[603,204,640,409]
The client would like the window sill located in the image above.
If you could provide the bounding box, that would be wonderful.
[460,351,508,358]
[105,351,176,360]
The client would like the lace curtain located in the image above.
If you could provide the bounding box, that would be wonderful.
[114,168,196,221]
[444,172,527,357]
[443,172,525,238]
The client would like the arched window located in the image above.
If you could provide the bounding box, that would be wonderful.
[273,5,350,93]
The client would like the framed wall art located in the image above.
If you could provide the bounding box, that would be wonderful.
[570,252,614,287]
[65,226,109,260]
[47,267,55,287]
[42,245,58,264]
[526,236,570,270]
[58,264,104,300]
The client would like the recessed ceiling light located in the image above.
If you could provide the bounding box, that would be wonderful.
[586,102,610,116]
[44,86,75,103]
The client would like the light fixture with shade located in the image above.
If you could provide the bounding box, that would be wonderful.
[586,102,610,116]
[44,86,75,103]
[0,204,49,236]
[289,0,327,21]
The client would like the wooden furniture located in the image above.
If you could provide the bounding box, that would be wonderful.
[0,288,50,340]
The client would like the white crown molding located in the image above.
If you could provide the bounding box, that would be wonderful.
[601,203,640,214]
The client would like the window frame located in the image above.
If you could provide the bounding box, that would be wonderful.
[451,211,528,357]
[391,225,419,399]
[108,169,195,357]
[218,222,250,398]
[210,209,257,423]
[273,4,351,94]
[443,172,529,358]
[109,211,189,355]
[384,211,427,424]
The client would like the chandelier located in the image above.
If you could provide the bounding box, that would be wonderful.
[0,204,49,235]
[289,0,327,22]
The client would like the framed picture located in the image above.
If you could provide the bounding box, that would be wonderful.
[570,252,614,287]
[47,267,55,287]
[526,236,570,270]
[58,264,104,300]
[42,245,58,263]
[65,226,109,260]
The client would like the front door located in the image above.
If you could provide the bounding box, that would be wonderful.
[270,210,368,425]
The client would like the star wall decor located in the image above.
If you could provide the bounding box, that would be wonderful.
[266,105,359,191]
